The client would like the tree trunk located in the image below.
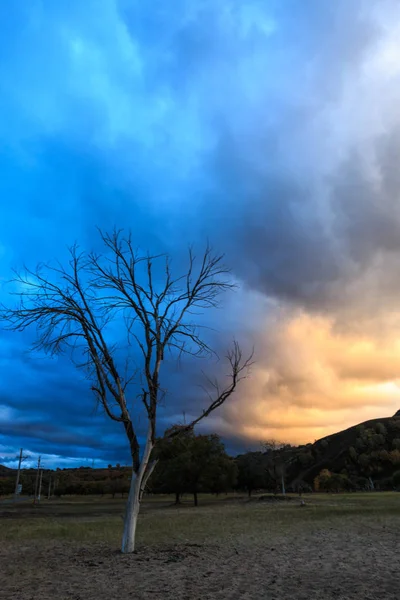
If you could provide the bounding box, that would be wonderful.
[121,472,140,554]
[121,427,153,554]
[175,492,181,505]
[281,473,286,496]
[193,491,198,506]
[248,488,252,498]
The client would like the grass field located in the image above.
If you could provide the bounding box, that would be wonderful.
[1,492,399,599]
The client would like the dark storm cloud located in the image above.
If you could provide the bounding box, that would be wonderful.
[333,132,400,264]
[203,138,342,307]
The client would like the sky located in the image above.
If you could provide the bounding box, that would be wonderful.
[1,0,400,468]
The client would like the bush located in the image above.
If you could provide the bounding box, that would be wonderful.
[314,470,354,492]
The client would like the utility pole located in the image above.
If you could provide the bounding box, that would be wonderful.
[33,456,41,504]
[38,469,43,501]
[14,448,29,502]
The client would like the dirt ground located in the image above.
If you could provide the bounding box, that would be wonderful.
[1,518,399,600]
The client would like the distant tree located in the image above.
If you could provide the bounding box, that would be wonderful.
[314,469,354,493]
[154,429,234,505]
[106,476,129,498]
[91,481,106,496]
[314,469,331,492]
[182,434,234,506]
[371,433,386,448]
[374,422,387,436]
[262,439,293,495]
[151,426,193,503]
[1,229,253,553]
[207,454,237,496]
[236,452,267,497]
[389,450,400,466]
[349,446,358,462]
[298,451,314,468]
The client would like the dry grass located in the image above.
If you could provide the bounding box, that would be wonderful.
[1,492,399,599]
[1,491,399,546]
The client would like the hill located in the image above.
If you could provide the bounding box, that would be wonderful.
[0,465,13,476]
[284,411,400,489]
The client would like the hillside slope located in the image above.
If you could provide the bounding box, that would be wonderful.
[286,411,400,487]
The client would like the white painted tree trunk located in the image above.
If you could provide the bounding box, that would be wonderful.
[121,428,154,554]
[281,472,286,496]
[121,471,140,553]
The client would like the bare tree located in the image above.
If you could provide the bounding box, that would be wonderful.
[262,439,293,495]
[1,229,253,553]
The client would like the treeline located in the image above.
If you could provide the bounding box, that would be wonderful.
[0,464,132,498]
[0,432,238,501]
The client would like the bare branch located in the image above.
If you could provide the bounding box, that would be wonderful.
[0,229,253,483]
[165,341,254,439]
[0,244,141,469]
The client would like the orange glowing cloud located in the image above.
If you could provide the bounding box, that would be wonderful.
[221,312,400,445]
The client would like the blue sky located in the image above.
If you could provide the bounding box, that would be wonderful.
[2,0,400,468]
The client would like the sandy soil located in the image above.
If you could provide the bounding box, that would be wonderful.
[1,522,399,600]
